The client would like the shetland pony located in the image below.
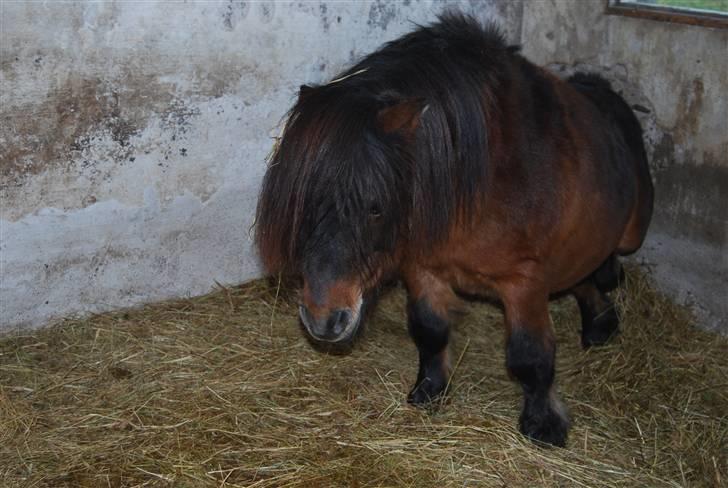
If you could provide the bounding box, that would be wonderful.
[255,14,653,446]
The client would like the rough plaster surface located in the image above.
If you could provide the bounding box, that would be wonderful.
[521,0,728,332]
[0,1,523,330]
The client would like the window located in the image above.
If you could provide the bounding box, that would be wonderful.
[607,0,728,28]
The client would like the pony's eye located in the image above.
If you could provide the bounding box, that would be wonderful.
[369,205,382,218]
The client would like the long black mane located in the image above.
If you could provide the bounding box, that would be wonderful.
[255,14,513,273]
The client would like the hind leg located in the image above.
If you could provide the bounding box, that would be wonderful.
[592,254,625,293]
[572,276,620,349]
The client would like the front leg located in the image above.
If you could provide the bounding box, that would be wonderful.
[403,271,458,406]
[407,298,451,405]
[502,282,570,447]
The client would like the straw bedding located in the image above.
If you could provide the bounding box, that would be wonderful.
[1,268,726,487]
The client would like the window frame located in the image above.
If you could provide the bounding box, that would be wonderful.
[605,0,728,28]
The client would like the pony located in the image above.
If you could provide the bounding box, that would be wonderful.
[254,14,653,447]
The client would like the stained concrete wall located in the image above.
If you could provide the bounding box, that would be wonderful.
[0,1,524,330]
[520,0,728,331]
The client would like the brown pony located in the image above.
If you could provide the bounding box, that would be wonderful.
[255,14,653,447]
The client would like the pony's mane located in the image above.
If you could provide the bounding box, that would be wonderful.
[255,13,513,273]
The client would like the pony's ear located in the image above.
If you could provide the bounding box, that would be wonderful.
[376,98,427,135]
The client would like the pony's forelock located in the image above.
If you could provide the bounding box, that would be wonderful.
[255,13,512,274]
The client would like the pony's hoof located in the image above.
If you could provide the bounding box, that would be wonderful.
[581,306,620,348]
[520,406,570,447]
[407,379,448,407]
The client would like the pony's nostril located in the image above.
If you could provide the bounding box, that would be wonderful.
[327,309,351,336]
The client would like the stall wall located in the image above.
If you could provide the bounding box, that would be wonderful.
[3,1,726,332]
[0,1,523,330]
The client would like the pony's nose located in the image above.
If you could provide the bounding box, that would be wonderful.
[299,305,353,342]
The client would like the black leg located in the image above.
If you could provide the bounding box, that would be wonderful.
[406,298,450,406]
[592,254,625,293]
[506,328,569,446]
[572,278,620,348]
[503,287,569,447]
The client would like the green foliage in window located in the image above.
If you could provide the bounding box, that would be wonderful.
[622,0,728,13]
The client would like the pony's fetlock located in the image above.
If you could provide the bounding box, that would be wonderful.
[582,304,620,348]
[407,369,449,406]
[519,391,570,447]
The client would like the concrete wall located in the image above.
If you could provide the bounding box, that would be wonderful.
[0,1,524,330]
[520,0,728,331]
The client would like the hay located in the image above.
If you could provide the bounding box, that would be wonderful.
[1,267,726,487]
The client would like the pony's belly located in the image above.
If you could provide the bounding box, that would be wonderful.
[424,262,505,302]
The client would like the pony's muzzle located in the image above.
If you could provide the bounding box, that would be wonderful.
[299,305,359,343]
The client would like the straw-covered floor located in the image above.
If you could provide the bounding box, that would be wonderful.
[1,268,726,487]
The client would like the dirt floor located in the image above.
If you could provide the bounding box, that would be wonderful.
[1,268,726,487]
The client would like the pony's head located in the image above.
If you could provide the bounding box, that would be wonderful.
[255,85,425,344]
[256,16,496,343]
